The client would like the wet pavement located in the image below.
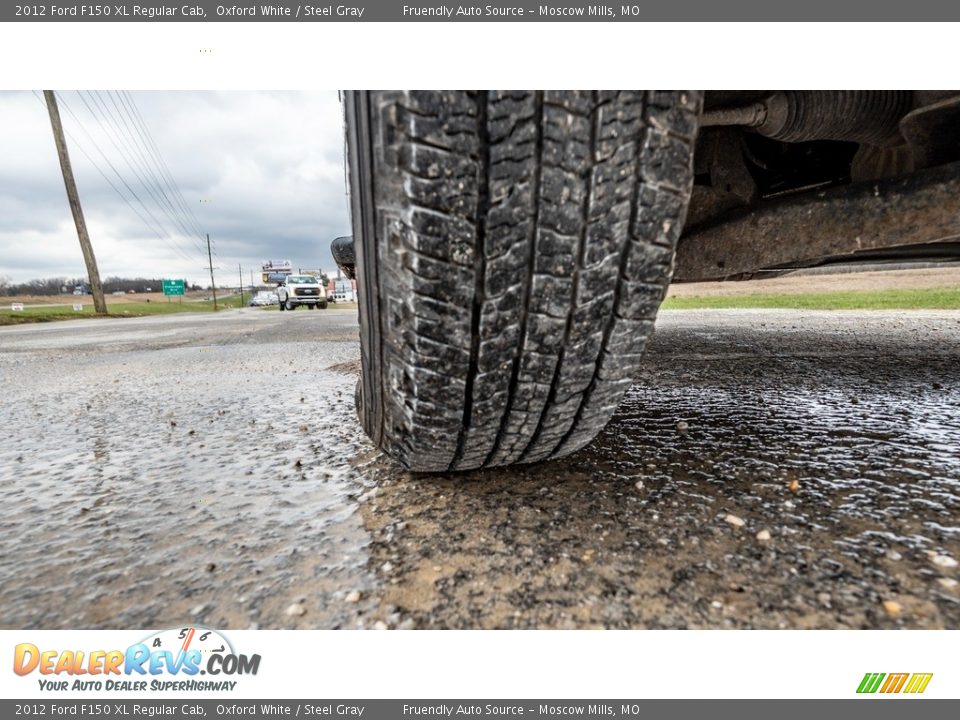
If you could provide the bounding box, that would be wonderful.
[0,307,958,629]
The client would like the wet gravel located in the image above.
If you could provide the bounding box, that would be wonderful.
[1,307,958,629]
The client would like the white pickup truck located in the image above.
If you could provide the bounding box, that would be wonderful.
[276,274,327,311]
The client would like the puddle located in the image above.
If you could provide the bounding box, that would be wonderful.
[1,309,957,629]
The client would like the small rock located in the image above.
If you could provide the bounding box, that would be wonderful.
[710,600,723,609]
[756,529,771,542]
[675,421,689,434]
[345,590,362,603]
[285,602,306,617]
[634,480,644,491]
[724,513,745,528]
[817,592,832,608]
[372,620,389,631]
[931,554,958,569]
[882,600,902,617]
[189,604,207,617]
[788,479,800,493]
[937,578,958,590]
[381,561,394,573]
[886,550,902,561]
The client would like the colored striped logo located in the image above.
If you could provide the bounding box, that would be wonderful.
[857,672,933,694]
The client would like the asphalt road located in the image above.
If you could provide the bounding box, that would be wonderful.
[1,307,958,629]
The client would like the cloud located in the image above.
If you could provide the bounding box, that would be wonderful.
[0,91,350,285]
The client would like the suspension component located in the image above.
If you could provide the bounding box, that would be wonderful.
[675,159,960,281]
[702,91,913,147]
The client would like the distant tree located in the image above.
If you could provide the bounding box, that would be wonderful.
[1,275,171,296]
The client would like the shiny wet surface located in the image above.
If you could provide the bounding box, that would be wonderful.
[1,308,957,629]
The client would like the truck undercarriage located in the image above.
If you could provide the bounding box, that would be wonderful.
[677,90,960,280]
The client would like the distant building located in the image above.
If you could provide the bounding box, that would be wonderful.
[328,278,356,303]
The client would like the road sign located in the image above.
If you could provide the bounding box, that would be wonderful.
[162,279,185,296]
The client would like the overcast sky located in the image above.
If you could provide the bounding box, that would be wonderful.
[0,91,350,286]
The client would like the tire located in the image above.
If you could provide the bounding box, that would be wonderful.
[345,90,701,472]
[319,301,328,310]
[285,300,295,311]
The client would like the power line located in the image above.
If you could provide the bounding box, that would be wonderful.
[118,91,208,241]
[98,90,201,242]
[32,90,217,281]
[33,90,202,269]
[118,90,204,234]
[73,90,200,254]
[79,90,204,253]
[58,91,201,266]
[99,90,207,249]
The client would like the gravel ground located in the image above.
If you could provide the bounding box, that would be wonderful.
[0,307,958,629]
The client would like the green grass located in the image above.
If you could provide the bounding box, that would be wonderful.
[0,296,245,325]
[661,287,960,311]
[7,288,955,325]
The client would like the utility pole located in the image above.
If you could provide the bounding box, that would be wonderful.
[238,264,244,307]
[44,90,107,315]
[206,233,218,310]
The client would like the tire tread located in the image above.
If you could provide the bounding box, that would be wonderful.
[349,90,700,471]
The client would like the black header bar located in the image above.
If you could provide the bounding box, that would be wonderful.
[5,1,960,22]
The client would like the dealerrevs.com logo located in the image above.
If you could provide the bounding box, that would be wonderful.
[857,673,933,694]
[13,627,260,692]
